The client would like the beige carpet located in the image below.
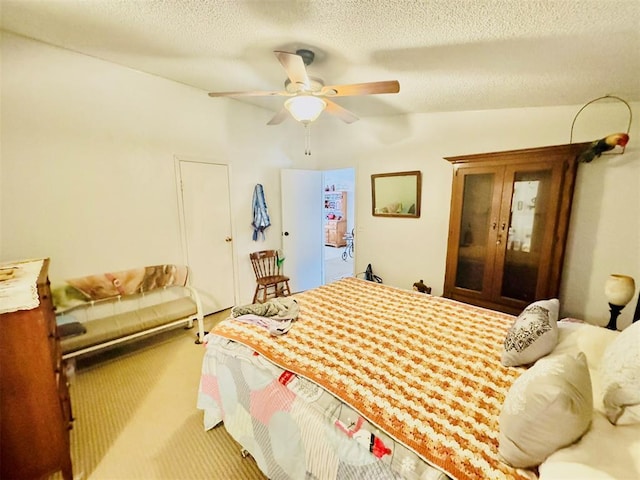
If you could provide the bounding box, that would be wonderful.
[55,311,266,480]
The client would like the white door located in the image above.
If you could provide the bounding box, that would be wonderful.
[281,169,323,293]
[177,160,235,314]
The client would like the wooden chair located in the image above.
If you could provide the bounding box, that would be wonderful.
[249,250,291,304]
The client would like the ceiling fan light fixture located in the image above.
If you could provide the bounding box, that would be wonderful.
[285,95,327,124]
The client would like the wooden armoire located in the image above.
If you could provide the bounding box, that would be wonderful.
[443,142,588,315]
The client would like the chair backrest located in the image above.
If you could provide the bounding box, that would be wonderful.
[250,250,280,279]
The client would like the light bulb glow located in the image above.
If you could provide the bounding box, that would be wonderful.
[284,95,327,123]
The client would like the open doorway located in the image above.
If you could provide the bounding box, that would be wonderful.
[322,168,355,283]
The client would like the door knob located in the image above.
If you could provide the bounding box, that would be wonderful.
[225,237,232,242]
[283,231,290,236]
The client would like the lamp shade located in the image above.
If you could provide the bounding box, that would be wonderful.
[285,95,326,123]
[605,274,636,306]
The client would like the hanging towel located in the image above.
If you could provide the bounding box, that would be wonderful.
[252,184,271,241]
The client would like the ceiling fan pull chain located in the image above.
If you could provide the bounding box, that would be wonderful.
[305,124,312,156]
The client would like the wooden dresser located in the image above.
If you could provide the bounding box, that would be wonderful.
[0,258,73,480]
[324,219,347,247]
[324,191,348,247]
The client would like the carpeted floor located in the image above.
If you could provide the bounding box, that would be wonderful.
[55,311,266,480]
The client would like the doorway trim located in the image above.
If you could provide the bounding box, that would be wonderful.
[322,167,356,284]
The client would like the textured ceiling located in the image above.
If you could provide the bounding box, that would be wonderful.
[2,0,639,119]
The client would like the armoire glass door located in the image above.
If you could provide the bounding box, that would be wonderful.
[500,167,554,302]
[454,171,498,292]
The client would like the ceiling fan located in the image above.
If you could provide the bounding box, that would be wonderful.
[207,49,400,126]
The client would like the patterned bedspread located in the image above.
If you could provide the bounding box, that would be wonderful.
[203,278,530,480]
[200,335,445,479]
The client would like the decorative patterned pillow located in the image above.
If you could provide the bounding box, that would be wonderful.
[499,352,593,468]
[501,298,559,367]
[600,321,640,425]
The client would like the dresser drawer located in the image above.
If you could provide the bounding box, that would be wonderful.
[325,220,344,230]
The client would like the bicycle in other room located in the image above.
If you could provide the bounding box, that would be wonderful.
[342,229,355,261]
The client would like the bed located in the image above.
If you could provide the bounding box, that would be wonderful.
[197,277,640,480]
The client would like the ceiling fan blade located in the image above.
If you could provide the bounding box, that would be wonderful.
[267,108,290,125]
[274,51,310,90]
[320,80,400,97]
[208,90,286,97]
[324,99,359,124]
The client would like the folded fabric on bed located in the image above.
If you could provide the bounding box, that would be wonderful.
[231,297,299,320]
[210,277,528,480]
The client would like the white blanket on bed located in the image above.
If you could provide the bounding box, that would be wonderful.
[540,322,640,480]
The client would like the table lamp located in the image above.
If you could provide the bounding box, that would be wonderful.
[604,274,636,330]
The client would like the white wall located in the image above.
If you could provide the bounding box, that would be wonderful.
[2,33,638,327]
[0,33,295,304]
[339,105,638,328]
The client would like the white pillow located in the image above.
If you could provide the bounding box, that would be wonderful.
[600,321,640,425]
[552,322,618,369]
[499,352,593,468]
[501,299,559,367]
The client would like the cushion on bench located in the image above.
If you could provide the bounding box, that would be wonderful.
[60,297,197,354]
